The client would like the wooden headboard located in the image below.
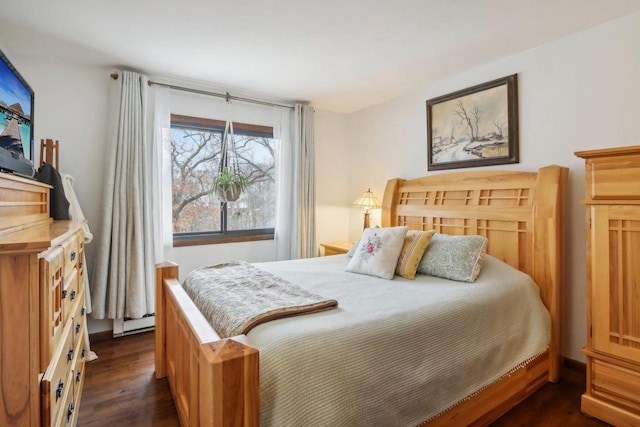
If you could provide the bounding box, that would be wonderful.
[381,165,568,380]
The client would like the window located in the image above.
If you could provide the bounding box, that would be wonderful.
[170,114,276,246]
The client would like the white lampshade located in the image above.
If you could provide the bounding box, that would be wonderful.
[352,189,381,229]
[352,188,382,211]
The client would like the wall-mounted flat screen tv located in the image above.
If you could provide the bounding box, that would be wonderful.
[0,49,34,176]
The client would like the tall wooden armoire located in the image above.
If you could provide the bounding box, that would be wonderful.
[575,146,640,426]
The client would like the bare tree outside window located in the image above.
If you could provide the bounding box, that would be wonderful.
[170,115,276,244]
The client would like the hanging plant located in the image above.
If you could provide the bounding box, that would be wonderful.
[212,166,247,203]
[212,119,247,203]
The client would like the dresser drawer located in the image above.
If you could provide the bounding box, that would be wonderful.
[71,289,86,346]
[62,268,79,326]
[40,246,65,363]
[72,328,86,396]
[52,375,75,427]
[72,339,86,397]
[591,357,640,413]
[41,321,74,426]
[61,232,80,275]
[68,330,86,427]
[586,154,640,200]
[77,237,85,294]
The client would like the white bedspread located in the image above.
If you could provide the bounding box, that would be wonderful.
[245,254,550,426]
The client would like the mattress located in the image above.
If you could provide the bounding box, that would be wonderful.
[222,254,550,426]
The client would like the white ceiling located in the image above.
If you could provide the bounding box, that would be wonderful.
[1,0,639,113]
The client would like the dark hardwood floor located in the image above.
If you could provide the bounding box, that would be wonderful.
[77,331,179,427]
[78,331,610,427]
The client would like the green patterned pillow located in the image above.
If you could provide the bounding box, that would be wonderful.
[416,233,487,282]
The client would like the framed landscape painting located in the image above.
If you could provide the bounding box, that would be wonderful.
[426,74,518,171]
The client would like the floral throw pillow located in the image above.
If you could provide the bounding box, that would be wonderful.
[416,233,488,282]
[395,230,436,279]
[346,239,360,257]
[345,226,408,279]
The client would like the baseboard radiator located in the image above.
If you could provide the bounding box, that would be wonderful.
[113,313,155,337]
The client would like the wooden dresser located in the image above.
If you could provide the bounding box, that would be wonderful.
[0,172,88,427]
[575,146,640,426]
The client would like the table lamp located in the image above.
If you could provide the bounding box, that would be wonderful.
[352,188,382,229]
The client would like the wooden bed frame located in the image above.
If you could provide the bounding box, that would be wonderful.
[155,164,568,426]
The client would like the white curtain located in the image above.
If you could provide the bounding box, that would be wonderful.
[91,70,156,319]
[274,104,316,260]
[273,107,294,260]
[150,85,173,263]
[295,105,316,258]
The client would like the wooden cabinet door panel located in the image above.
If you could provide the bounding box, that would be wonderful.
[591,205,640,364]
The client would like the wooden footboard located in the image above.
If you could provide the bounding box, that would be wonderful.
[155,262,259,427]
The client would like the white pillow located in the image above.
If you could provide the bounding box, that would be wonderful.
[345,226,408,279]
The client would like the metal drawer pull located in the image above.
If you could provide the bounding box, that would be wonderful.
[81,348,86,358]
[67,348,74,361]
[75,323,81,334]
[81,307,86,316]
[62,289,67,299]
[55,380,64,400]
[75,371,81,383]
[70,289,76,300]
[70,251,76,261]
[67,402,74,420]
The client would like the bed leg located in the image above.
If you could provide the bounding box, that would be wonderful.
[156,261,178,379]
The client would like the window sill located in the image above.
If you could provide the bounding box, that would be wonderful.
[173,233,274,247]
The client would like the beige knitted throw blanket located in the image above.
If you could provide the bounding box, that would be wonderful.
[183,260,338,338]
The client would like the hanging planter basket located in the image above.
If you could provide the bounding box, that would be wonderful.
[216,187,241,203]
[213,173,246,202]
[212,120,248,203]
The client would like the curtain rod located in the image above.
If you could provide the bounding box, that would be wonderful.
[111,72,294,109]
[110,72,295,109]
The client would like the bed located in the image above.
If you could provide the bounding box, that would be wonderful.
[155,165,568,426]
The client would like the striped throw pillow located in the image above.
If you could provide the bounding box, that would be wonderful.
[395,230,436,279]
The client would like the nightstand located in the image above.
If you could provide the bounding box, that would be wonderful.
[320,241,354,256]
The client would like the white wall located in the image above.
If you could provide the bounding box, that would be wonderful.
[4,57,111,244]
[342,12,640,362]
[314,109,350,245]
